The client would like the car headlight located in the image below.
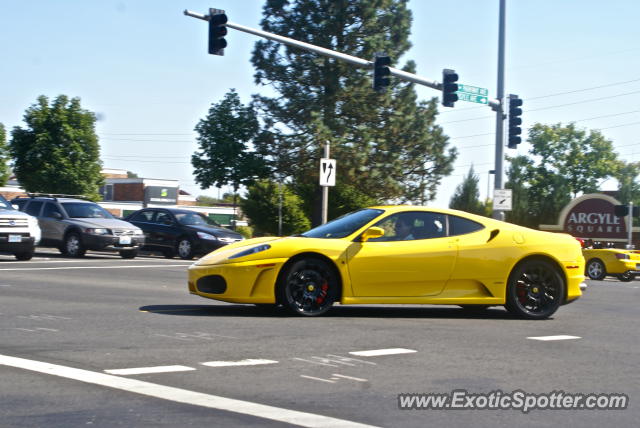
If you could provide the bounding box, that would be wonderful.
[86,228,110,235]
[228,244,271,259]
[197,232,218,240]
[133,229,145,236]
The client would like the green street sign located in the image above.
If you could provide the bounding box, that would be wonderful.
[457,84,488,96]
[457,92,488,104]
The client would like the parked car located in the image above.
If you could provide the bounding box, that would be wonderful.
[12,195,144,258]
[0,194,41,260]
[188,205,586,319]
[583,248,640,281]
[125,208,244,259]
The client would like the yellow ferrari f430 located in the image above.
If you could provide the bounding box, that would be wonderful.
[188,206,586,319]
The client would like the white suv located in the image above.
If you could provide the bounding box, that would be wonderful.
[0,194,40,260]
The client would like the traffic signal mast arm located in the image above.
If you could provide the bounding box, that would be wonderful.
[185,8,460,97]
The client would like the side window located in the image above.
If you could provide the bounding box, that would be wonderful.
[448,215,485,236]
[130,210,154,222]
[369,211,446,242]
[42,202,63,218]
[155,211,172,224]
[25,201,44,216]
[13,200,28,211]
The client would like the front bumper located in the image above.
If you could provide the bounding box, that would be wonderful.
[0,235,35,253]
[83,234,145,251]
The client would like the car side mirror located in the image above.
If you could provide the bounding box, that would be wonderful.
[360,227,384,242]
[163,218,173,225]
[52,212,63,219]
[12,204,20,210]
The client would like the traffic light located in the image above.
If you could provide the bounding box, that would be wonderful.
[441,69,459,107]
[372,53,391,92]
[208,9,228,55]
[507,94,523,149]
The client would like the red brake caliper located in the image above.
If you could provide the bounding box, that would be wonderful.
[316,281,329,304]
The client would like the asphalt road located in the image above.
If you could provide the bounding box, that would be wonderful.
[0,249,638,428]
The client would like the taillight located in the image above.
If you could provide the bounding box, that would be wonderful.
[615,253,630,260]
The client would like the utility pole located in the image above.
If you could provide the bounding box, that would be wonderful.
[492,0,506,220]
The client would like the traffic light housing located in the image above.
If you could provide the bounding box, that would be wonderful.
[208,9,228,55]
[507,94,523,149]
[372,53,391,92]
[441,69,459,108]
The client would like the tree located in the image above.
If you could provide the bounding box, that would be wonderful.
[449,166,487,215]
[505,123,619,227]
[240,180,311,236]
[0,123,10,186]
[251,0,456,224]
[615,161,640,205]
[192,90,270,226]
[10,95,103,199]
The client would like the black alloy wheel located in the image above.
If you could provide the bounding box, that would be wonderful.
[505,260,565,320]
[615,272,636,282]
[279,258,338,316]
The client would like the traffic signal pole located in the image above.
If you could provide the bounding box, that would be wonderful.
[492,0,507,220]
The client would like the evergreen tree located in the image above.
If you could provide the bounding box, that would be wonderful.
[251,0,456,223]
[0,123,10,186]
[449,166,486,215]
[10,95,103,199]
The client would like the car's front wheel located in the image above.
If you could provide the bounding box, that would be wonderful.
[615,272,635,282]
[586,258,606,280]
[177,238,194,260]
[14,250,34,261]
[278,258,338,316]
[505,259,565,320]
[64,233,86,257]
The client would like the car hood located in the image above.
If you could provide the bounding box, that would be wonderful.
[194,235,351,266]
[66,218,140,230]
[0,208,33,218]
[184,225,243,239]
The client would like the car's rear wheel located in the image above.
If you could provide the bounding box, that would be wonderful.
[64,233,86,257]
[615,272,635,282]
[177,238,194,260]
[14,250,34,261]
[505,259,565,320]
[119,249,138,259]
[586,258,606,280]
[279,258,338,316]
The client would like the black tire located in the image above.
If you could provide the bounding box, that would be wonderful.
[615,272,636,282]
[119,249,138,259]
[278,258,338,316]
[162,248,175,259]
[505,259,565,320]
[14,250,34,261]
[64,233,86,257]
[586,258,606,280]
[177,238,194,260]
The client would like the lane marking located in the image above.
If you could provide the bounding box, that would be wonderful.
[332,374,368,382]
[0,264,189,271]
[527,335,581,341]
[349,348,417,357]
[201,359,278,368]
[105,365,196,375]
[0,354,378,428]
[300,375,336,384]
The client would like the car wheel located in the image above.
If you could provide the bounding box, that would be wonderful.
[278,258,338,316]
[14,250,34,261]
[615,272,635,282]
[505,259,565,320]
[586,258,606,280]
[119,249,138,259]
[64,233,86,257]
[177,238,194,260]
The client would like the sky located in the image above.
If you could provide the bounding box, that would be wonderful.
[1,0,639,208]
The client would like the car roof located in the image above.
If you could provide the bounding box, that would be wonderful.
[14,196,93,203]
[144,208,203,215]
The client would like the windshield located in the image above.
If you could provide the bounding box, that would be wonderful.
[175,212,220,227]
[61,202,114,219]
[0,195,13,210]
[301,208,384,239]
